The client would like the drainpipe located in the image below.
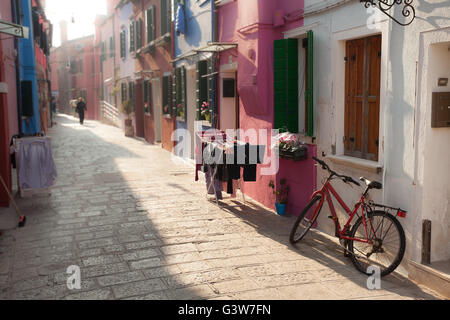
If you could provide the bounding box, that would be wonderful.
[12,0,23,135]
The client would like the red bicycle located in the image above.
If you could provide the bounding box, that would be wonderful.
[290,157,406,277]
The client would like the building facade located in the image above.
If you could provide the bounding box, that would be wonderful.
[0,0,52,208]
[50,34,96,120]
[131,0,174,151]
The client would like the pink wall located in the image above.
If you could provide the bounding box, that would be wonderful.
[218,0,314,215]
[0,1,19,140]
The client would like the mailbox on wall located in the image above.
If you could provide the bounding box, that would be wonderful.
[431,92,450,128]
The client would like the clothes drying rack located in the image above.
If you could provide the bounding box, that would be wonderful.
[196,131,248,209]
[13,136,55,198]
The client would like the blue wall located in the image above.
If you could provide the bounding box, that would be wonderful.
[18,0,40,134]
[174,0,213,130]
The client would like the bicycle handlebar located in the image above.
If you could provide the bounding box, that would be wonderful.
[312,156,361,187]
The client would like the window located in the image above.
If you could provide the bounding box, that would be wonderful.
[128,82,135,111]
[100,41,107,61]
[344,34,381,161]
[146,6,156,43]
[273,32,314,136]
[174,67,187,121]
[196,60,208,121]
[120,30,126,58]
[160,0,171,36]
[109,36,114,57]
[121,82,127,103]
[136,19,143,49]
[162,74,173,115]
[143,80,153,115]
[129,21,135,53]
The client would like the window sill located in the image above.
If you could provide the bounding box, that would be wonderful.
[326,155,383,174]
[199,121,212,128]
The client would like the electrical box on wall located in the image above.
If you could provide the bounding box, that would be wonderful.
[431,92,450,128]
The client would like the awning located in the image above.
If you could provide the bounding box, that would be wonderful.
[0,19,29,39]
[193,42,237,53]
[172,42,237,63]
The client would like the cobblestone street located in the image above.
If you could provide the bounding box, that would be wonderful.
[0,115,442,300]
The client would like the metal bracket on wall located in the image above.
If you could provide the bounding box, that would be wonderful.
[360,0,416,26]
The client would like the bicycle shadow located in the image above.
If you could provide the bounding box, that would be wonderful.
[220,198,440,300]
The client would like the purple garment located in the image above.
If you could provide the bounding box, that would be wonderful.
[205,166,223,200]
[17,137,57,190]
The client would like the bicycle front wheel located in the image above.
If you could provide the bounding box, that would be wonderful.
[348,211,406,277]
[289,195,323,244]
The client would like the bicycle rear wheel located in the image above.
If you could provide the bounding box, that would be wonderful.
[348,211,406,277]
[289,195,323,244]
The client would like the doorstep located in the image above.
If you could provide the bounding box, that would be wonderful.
[408,259,450,299]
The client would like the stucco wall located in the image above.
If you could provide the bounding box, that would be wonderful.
[218,0,307,211]
[302,0,450,266]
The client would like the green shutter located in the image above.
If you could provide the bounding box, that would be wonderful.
[207,58,216,124]
[160,0,170,36]
[129,21,135,52]
[175,67,186,121]
[306,30,314,137]
[146,6,156,43]
[274,38,298,133]
[196,61,208,120]
[120,31,125,58]
[136,19,142,49]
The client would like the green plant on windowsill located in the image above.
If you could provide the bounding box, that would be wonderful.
[144,102,151,115]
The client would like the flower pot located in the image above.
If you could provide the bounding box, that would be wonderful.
[275,203,287,216]
[205,114,211,122]
[124,119,134,137]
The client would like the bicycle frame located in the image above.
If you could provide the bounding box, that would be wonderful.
[311,179,376,245]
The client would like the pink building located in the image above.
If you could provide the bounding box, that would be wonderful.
[50,33,96,120]
[217,0,317,215]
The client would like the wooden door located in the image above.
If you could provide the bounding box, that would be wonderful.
[344,34,381,161]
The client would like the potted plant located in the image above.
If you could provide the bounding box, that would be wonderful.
[177,103,184,119]
[201,101,211,122]
[278,133,308,161]
[269,179,290,215]
[121,99,135,137]
[144,102,150,115]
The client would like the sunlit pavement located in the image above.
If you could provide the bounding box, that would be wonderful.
[0,114,442,300]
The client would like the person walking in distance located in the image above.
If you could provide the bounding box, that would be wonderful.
[76,97,87,125]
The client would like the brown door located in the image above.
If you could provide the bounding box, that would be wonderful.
[344,34,381,161]
[135,81,145,138]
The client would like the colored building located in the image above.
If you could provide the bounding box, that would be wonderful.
[0,0,52,207]
[95,0,122,128]
[216,0,315,216]
[293,0,449,289]
[131,0,174,151]
[50,33,96,120]
[115,0,139,136]
[173,0,216,159]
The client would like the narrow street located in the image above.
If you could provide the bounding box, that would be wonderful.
[0,115,441,300]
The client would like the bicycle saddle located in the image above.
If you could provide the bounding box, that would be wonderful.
[360,177,383,190]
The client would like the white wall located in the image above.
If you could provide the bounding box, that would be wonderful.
[302,0,450,267]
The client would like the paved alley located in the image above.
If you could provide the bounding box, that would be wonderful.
[0,115,442,300]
